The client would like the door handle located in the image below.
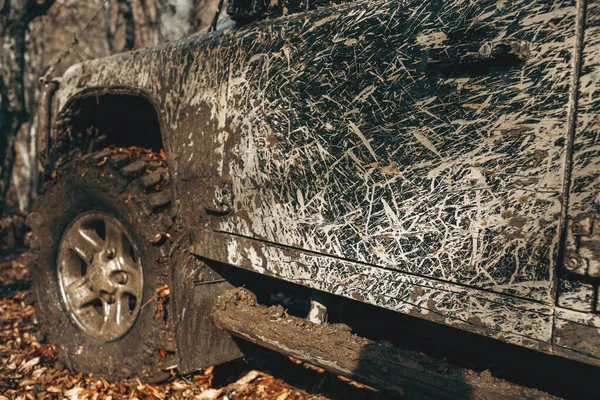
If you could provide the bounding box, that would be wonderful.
[477,40,530,61]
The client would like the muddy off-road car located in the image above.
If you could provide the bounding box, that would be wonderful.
[25,0,600,395]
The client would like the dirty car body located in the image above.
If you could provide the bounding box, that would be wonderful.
[40,0,600,372]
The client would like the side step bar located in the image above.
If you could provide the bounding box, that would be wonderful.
[213,288,556,400]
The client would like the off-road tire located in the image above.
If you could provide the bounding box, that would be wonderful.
[26,148,176,382]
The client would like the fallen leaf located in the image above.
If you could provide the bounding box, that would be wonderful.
[150,233,163,243]
[171,381,188,390]
[303,363,324,374]
[337,375,377,391]
[277,392,290,400]
[197,388,222,399]
[19,357,39,372]
[235,370,261,386]
[156,284,170,298]
[31,367,46,379]
[94,157,108,167]
[18,378,36,386]
[155,301,167,319]
[64,387,84,396]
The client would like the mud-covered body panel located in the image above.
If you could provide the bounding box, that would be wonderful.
[220,0,576,305]
[49,0,600,366]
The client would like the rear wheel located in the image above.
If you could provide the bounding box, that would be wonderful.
[27,148,176,381]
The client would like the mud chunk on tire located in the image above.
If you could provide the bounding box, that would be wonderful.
[121,160,146,178]
[110,153,130,167]
[90,151,112,162]
[140,173,161,190]
[149,192,171,211]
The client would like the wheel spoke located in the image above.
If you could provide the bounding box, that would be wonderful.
[101,295,132,336]
[68,223,104,264]
[66,277,97,309]
[101,301,118,335]
[104,218,126,259]
[117,277,142,300]
[118,257,141,277]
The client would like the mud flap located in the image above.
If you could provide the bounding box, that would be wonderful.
[173,240,243,373]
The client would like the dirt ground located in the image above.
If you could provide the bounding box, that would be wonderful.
[0,249,393,400]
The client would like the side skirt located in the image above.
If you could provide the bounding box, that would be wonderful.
[192,229,554,354]
[213,288,558,399]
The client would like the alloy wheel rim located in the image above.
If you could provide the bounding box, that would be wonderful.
[57,212,144,342]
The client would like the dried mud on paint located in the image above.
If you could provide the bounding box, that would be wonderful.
[0,252,328,400]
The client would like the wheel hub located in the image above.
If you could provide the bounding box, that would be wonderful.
[57,212,144,342]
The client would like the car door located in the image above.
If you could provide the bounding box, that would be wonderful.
[218,0,578,306]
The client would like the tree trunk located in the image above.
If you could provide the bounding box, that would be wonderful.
[0,0,53,197]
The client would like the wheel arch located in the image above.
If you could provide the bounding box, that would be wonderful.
[51,87,169,165]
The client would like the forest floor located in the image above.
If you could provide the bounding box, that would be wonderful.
[0,249,392,400]
[4,240,600,400]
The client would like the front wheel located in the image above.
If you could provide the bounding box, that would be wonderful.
[27,148,176,381]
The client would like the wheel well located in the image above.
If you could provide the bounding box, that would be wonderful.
[54,93,164,159]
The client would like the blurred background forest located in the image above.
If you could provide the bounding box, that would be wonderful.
[0,0,221,247]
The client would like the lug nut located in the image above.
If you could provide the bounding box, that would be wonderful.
[106,248,116,260]
[114,272,128,284]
